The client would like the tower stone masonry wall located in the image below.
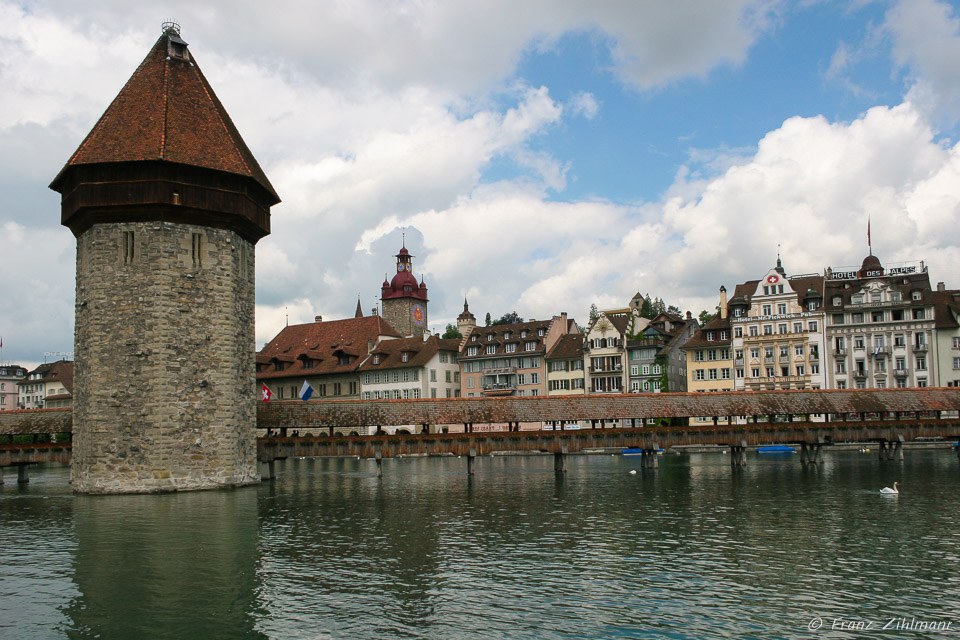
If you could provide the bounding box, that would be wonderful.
[72,221,258,493]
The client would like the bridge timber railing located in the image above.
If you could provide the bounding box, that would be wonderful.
[2,389,960,479]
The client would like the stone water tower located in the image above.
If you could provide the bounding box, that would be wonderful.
[50,24,280,493]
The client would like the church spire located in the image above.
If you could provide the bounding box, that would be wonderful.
[355,297,364,318]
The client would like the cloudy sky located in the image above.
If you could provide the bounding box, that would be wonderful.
[3,0,960,368]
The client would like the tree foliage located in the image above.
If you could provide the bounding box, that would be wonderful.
[698,309,716,325]
[491,311,523,326]
[484,312,492,326]
[589,303,599,321]
[441,324,462,339]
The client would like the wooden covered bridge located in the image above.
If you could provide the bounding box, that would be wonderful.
[2,388,959,482]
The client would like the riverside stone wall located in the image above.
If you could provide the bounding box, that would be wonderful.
[72,221,258,493]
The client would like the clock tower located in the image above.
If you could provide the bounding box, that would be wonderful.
[381,243,429,337]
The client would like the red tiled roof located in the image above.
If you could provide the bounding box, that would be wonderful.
[680,316,731,349]
[257,316,401,379]
[546,333,584,360]
[933,289,960,330]
[459,319,552,359]
[52,28,278,201]
[358,335,459,372]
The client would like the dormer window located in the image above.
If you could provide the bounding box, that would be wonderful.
[470,335,478,342]
[706,332,714,341]
[911,290,922,301]
[833,296,841,306]
[487,333,495,341]
[538,328,545,337]
[521,330,529,338]
[720,331,728,340]
[164,24,190,61]
[503,331,512,340]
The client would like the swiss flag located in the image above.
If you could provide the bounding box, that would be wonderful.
[262,383,272,402]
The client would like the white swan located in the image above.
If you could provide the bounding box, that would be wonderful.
[880,481,900,494]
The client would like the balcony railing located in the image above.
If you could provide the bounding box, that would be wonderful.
[483,383,516,392]
[734,358,744,365]
[893,369,909,378]
[483,366,517,376]
[809,352,820,361]
[589,364,623,373]
[834,349,847,357]
[913,345,928,353]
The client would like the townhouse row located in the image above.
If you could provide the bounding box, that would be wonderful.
[254,245,960,432]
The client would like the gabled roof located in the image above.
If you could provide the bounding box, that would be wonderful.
[459,319,552,359]
[358,336,459,372]
[50,27,278,201]
[19,360,74,393]
[257,316,401,379]
[680,316,731,350]
[933,289,960,330]
[546,333,584,360]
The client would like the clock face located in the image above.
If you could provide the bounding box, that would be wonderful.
[397,263,404,272]
[412,304,425,325]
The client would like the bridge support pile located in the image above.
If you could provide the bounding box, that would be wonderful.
[800,441,824,466]
[878,437,905,461]
[730,440,748,466]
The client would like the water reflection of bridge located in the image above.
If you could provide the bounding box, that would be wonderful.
[2,388,959,483]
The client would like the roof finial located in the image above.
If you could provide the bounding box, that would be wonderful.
[161,20,181,36]
[402,231,406,249]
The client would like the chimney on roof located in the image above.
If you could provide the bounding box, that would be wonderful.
[315,315,322,323]
[937,281,946,292]
[719,285,728,320]
[371,307,378,316]
[686,311,692,320]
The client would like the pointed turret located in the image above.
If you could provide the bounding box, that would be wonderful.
[355,298,364,318]
[50,23,279,243]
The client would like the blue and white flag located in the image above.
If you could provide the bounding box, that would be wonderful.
[874,343,881,357]
[299,380,314,401]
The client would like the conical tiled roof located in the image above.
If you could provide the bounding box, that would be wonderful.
[51,26,278,202]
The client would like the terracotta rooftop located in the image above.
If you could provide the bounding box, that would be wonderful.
[459,319,552,359]
[257,316,402,379]
[358,335,459,372]
[933,289,960,330]
[680,316,732,350]
[546,333,584,360]
[51,26,278,202]
[19,360,74,394]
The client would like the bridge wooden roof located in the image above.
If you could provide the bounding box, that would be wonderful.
[258,388,960,428]
[4,388,959,435]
